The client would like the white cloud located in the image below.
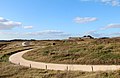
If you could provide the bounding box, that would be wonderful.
[74,17,97,24]
[110,32,120,35]
[101,0,120,6]
[0,17,33,30]
[80,0,120,6]
[24,30,71,39]
[84,30,120,37]
[0,17,8,22]
[23,26,33,29]
[25,30,70,37]
[0,17,22,30]
[102,24,120,29]
[0,31,19,35]
[83,23,120,37]
[103,32,120,37]
[0,30,71,39]
[84,30,103,37]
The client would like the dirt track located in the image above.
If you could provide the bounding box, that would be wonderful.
[9,49,120,72]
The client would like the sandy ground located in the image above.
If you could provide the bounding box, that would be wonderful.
[9,49,120,72]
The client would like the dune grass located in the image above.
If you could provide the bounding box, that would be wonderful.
[1,61,120,78]
[0,40,120,78]
[23,38,120,65]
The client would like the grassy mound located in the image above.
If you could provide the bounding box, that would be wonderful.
[0,40,120,78]
[23,38,120,65]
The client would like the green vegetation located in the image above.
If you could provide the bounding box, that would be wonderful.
[0,39,120,78]
[23,38,120,65]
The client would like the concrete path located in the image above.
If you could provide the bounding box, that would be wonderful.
[9,49,120,72]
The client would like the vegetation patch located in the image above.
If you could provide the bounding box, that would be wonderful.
[0,40,120,78]
[23,38,120,65]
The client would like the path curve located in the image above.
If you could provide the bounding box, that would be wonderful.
[9,49,120,72]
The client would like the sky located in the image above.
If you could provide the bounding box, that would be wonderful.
[0,0,120,40]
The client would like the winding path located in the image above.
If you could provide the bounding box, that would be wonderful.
[9,49,120,72]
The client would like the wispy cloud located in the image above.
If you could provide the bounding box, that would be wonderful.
[84,23,120,37]
[0,17,8,22]
[102,24,120,30]
[110,32,120,35]
[23,26,33,29]
[101,0,120,6]
[80,0,120,6]
[0,30,71,39]
[84,30,120,37]
[84,30,104,37]
[0,17,33,30]
[0,17,21,30]
[25,30,70,37]
[74,17,97,24]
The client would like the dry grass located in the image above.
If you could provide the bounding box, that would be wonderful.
[23,38,120,65]
[1,62,120,78]
[0,40,120,78]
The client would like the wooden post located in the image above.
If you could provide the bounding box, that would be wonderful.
[45,65,47,70]
[18,62,20,65]
[91,66,93,72]
[66,66,68,71]
[30,64,31,68]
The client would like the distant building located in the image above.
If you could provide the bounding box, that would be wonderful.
[22,42,30,47]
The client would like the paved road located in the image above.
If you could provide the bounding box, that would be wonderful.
[9,49,120,72]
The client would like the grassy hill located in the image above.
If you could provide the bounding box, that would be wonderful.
[0,39,120,78]
[23,38,120,65]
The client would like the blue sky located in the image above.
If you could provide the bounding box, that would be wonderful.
[0,0,120,40]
